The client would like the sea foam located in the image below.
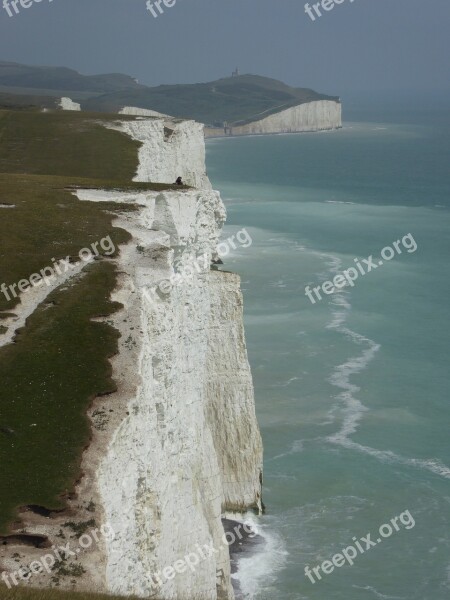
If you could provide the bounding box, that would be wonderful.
[232,512,288,599]
[315,252,450,481]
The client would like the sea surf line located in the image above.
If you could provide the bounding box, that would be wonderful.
[318,251,450,480]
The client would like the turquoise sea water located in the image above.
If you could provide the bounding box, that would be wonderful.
[206,112,450,600]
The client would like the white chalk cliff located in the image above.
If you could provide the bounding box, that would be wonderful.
[76,114,263,599]
[107,115,211,189]
[205,99,341,137]
[120,106,171,119]
[58,97,81,111]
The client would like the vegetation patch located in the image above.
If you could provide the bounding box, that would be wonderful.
[62,521,96,537]
[0,262,121,533]
[0,585,141,600]
[83,73,340,126]
[0,108,174,533]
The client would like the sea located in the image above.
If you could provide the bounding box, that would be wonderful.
[206,95,450,600]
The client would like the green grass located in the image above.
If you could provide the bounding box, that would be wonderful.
[0,61,143,95]
[0,172,177,314]
[0,110,185,314]
[0,261,121,533]
[0,109,177,534]
[0,586,140,600]
[0,92,57,110]
[0,585,204,600]
[0,173,132,313]
[0,110,141,179]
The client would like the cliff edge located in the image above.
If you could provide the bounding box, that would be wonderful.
[78,116,263,598]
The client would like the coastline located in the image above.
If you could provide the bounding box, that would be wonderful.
[204,116,450,599]
[205,126,343,139]
[0,115,264,599]
[204,99,341,139]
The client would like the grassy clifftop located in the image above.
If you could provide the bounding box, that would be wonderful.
[1,586,140,600]
[0,110,140,179]
[0,109,174,536]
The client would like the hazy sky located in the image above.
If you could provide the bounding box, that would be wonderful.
[0,0,448,96]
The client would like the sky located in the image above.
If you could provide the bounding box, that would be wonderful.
[0,0,448,97]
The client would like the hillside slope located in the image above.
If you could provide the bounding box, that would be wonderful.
[0,61,143,95]
[84,73,340,125]
[0,62,340,127]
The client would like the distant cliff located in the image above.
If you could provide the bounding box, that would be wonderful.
[205,100,342,137]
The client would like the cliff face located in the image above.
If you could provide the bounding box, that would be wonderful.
[107,114,211,189]
[119,106,171,119]
[58,97,81,111]
[205,99,342,137]
[76,116,263,598]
